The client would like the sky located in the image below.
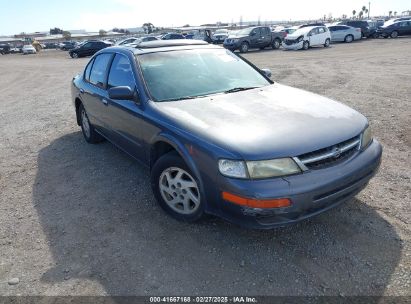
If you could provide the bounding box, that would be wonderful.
[0,0,410,35]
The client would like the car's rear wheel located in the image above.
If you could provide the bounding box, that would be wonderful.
[79,104,103,143]
[240,42,249,53]
[324,38,330,47]
[390,31,399,38]
[344,35,354,43]
[303,41,309,50]
[272,39,281,49]
[151,152,204,222]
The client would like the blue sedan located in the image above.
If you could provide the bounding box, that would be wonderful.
[328,25,362,43]
[71,40,382,229]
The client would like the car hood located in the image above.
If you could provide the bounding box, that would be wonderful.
[286,33,305,40]
[152,83,367,160]
[227,34,248,39]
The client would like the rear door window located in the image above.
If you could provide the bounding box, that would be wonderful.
[89,53,113,88]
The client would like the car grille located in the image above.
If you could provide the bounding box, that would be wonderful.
[296,135,361,170]
[284,39,297,45]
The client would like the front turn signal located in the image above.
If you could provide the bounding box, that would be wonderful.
[222,192,292,209]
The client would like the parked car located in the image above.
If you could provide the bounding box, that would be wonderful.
[0,43,11,54]
[280,27,298,37]
[376,20,411,38]
[69,40,111,58]
[299,22,326,28]
[59,41,77,50]
[184,33,195,39]
[337,20,372,38]
[44,42,59,49]
[116,37,140,45]
[22,45,37,54]
[223,26,284,53]
[328,25,362,43]
[161,33,185,40]
[71,40,382,228]
[212,29,230,44]
[283,26,331,50]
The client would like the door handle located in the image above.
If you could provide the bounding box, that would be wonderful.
[102,99,108,105]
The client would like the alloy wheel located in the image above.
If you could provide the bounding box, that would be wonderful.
[159,167,200,215]
[81,108,91,139]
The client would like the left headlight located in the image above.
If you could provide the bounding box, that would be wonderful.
[247,158,301,179]
[361,125,373,149]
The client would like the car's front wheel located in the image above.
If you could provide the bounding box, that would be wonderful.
[239,42,249,53]
[324,38,330,47]
[151,152,204,222]
[79,104,103,143]
[390,31,399,38]
[303,41,309,50]
[71,52,79,58]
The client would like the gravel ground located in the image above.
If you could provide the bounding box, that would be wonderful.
[0,38,410,296]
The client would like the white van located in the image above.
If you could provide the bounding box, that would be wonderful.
[283,26,331,50]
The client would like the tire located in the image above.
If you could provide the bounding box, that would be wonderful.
[344,35,354,43]
[390,31,398,38]
[303,41,309,50]
[272,39,281,49]
[71,52,79,58]
[79,104,103,144]
[151,151,204,222]
[324,38,330,47]
[239,42,249,53]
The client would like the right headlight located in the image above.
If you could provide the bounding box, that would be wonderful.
[218,158,301,179]
[361,125,373,149]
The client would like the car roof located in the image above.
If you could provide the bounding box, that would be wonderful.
[101,40,218,55]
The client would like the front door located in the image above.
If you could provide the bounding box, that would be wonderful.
[105,53,146,161]
[250,28,262,48]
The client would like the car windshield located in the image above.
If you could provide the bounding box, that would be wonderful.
[137,48,270,102]
[236,28,253,35]
[215,29,228,34]
[288,28,309,36]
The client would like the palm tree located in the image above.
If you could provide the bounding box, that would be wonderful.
[394,11,397,16]
[352,10,357,19]
[389,11,393,18]
[359,11,364,19]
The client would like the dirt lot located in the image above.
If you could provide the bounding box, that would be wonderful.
[0,38,410,297]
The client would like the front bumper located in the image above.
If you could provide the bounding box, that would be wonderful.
[223,41,240,50]
[212,140,382,229]
[283,41,303,50]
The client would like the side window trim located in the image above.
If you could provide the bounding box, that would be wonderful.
[84,58,95,82]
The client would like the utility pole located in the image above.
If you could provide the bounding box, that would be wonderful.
[368,2,371,18]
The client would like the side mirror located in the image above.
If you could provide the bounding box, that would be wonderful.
[261,68,272,78]
[108,86,138,101]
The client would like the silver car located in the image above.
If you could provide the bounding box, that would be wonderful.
[328,25,362,43]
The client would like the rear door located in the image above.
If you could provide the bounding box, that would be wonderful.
[399,21,411,35]
[260,27,271,46]
[81,53,114,137]
[105,53,146,161]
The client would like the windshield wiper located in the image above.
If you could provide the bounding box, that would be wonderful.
[224,86,260,94]
[162,94,211,102]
